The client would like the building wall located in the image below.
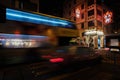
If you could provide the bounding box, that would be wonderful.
[63,0,105,48]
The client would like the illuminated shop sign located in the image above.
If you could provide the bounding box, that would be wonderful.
[110,48,119,52]
[6,8,74,28]
[104,11,112,24]
[75,8,81,18]
[85,30,104,35]
[110,39,119,46]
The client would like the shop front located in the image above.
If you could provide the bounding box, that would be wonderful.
[83,30,104,49]
[53,27,79,46]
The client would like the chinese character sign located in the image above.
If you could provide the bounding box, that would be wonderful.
[104,11,113,24]
[75,8,80,18]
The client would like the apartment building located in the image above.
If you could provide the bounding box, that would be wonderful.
[0,0,39,12]
[63,0,112,48]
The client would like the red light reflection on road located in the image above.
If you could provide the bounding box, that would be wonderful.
[50,58,64,63]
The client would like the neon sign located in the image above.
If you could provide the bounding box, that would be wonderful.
[75,8,80,18]
[104,11,112,24]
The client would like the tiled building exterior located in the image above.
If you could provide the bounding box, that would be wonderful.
[63,0,111,48]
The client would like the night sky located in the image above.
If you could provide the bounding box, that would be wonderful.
[103,0,120,16]
[39,0,64,17]
[39,0,120,17]
[104,0,120,7]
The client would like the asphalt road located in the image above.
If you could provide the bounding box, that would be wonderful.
[0,62,120,80]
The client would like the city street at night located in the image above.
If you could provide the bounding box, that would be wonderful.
[0,0,120,80]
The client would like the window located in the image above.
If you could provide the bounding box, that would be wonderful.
[88,9,94,16]
[81,4,84,9]
[88,0,94,6]
[81,13,84,19]
[97,21,102,27]
[88,21,94,27]
[74,17,76,21]
[81,23,84,29]
[97,9,102,16]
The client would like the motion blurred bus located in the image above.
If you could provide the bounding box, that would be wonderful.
[0,8,78,66]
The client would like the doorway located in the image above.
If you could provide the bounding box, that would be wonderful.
[58,37,73,46]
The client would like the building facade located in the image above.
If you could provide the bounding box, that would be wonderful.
[63,0,111,48]
[0,0,39,12]
[105,0,120,35]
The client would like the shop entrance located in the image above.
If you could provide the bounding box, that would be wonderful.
[58,37,73,46]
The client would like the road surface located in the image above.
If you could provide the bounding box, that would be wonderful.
[0,62,120,80]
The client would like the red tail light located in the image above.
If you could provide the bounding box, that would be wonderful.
[50,58,64,63]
